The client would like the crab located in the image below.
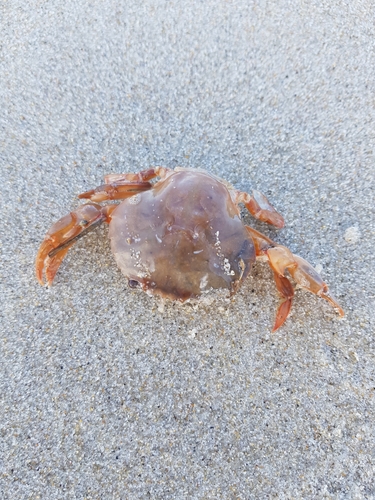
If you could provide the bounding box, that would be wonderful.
[36,167,344,331]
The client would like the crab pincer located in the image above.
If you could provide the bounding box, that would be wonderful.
[246,227,344,330]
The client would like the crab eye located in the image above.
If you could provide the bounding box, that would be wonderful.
[128,279,139,288]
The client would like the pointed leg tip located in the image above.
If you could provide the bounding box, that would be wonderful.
[321,292,345,317]
[272,298,293,332]
[35,261,45,286]
[259,212,285,228]
[78,191,92,199]
[36,274,45,286]
[272,319,284,332]
[78,188,101,200]
[334,304,345,317]
[331,297,345,317]
[272,312,287,332]
[267,213,285,228]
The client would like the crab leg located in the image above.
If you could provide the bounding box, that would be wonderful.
[79,167,170,202]
[37,169,166,285]
[272,272,295,332]
[236,190,285,228]
[103,166,169,184]
[246,227,344,331]
[36,204,116,286]
[288,255,345,316]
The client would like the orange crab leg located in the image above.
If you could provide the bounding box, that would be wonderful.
[37,169,164,285]
[288,255,344,317]
[103,166,169,184]
[36,204,116,286]
[78,181,152,202]
[272,273,295,332]
[236,190,285,228]
[246,226,344,331]
[79,167,170,202]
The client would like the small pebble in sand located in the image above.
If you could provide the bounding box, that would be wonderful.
[344,226,360,244]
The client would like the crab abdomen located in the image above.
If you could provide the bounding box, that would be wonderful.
[109,170,254,300]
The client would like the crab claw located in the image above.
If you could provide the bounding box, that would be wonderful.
[78,181,152,202]
[266,248,344,329]
[246,226,344,331]
[35,203,105,286]
[267,247,344,330]
[288,255,345,317]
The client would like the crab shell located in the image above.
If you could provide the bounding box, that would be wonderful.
[109,169,254,300]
